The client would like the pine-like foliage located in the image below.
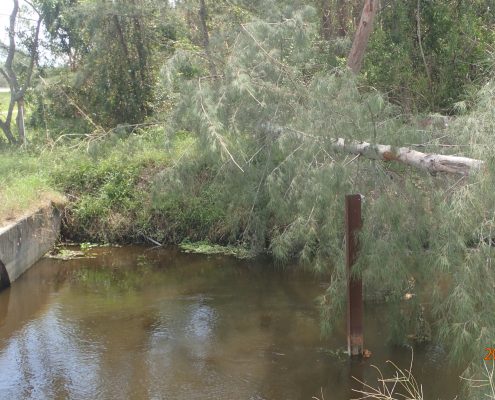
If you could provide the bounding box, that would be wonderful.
[160,3,494,392]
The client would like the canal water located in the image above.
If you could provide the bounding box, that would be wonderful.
[0,246,460,399]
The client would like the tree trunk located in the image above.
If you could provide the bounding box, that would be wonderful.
[113,16,138,87]
[320,0,333,41]
[199,0,216,76]
[337,0,348,37]
[416,0,432,90]
[0,120,16,144]
[16,99,26,145]
[131,0,150,114]
[264,124,483,176]
[199,0,209,48]
[329,138,483,176]
[347,0,379,74]
[131,9,150,116]
[112,14,143,119]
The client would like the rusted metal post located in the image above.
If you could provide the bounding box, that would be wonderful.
[345,194,363,357]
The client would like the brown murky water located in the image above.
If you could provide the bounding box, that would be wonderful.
[0,246,460,400]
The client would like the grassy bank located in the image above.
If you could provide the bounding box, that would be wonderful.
[0,150,64,225]
[0,91,10,117]
[0,127,229,246]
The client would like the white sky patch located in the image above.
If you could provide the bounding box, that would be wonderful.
[0,1,25,45]
[0,0,57,67]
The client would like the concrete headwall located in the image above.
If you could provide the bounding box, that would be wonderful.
[0,205,62,287]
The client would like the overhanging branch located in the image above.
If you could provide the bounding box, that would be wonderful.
[329,138,483,176]
[263,124,484,176]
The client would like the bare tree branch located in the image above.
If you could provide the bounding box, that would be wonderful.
[5,0,20,91]
[267,125,484,176]
[329,137,483,176]
[18,16,42,99]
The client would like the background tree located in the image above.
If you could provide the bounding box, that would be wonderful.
[0,0,42,145]
[32,0,178,131]
[37,0,86,70]
[364,0,495,112]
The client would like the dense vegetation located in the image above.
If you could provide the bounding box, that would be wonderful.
[1,1,495,397]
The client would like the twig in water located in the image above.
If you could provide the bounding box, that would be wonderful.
[144,235,162,247]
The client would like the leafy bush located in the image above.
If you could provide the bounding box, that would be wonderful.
[364,0,495,112]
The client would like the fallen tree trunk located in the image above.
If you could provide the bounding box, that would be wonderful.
[330,138,483,176]
[262,124,484,176]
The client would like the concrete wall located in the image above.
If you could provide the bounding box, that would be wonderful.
[0,205,62,287]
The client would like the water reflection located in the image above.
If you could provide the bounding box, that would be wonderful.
[0,307,102,399]
[0,246,461,400]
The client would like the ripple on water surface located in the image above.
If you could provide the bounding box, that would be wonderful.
[0,246,461,400]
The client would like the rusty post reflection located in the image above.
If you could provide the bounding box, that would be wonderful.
[345,194,363,357]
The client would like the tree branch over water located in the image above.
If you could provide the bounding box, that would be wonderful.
[266,125,484,176]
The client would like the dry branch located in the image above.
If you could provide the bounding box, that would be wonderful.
[329,138,483,176]
[267,124,484,176]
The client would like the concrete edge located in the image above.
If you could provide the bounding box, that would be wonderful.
[0,203,63,289]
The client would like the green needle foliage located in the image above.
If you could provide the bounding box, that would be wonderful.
[161,4,495,391]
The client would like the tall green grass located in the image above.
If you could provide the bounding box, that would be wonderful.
[0,126,205,244]
[0,91,10,116]
[0,150,64,224]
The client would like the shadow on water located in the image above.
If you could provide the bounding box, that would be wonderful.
[0,246,462,399]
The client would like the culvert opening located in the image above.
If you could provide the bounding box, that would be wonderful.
[0,259,10,290]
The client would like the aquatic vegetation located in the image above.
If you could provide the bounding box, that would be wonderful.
[179,240,253,259]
